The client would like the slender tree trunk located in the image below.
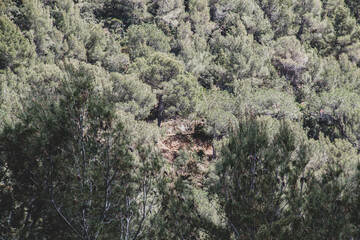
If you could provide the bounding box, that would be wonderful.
[212,126,217,159]
[296,18,304,41]
[157,95,163,127]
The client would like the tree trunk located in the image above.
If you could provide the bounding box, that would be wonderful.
[296,18,304,41]
[157,95,163,127]
[212,126,217,159]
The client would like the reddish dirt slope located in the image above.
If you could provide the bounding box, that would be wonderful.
[157,120,212,163]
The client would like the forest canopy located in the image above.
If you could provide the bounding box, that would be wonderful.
[1,0,360,239]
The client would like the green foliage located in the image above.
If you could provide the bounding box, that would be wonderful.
[0,15,34,70]
[162,73,200,119]
[130,52,183,88]
[153,178,204,239]
[101,35,130,72]
[300,161,353,239]
[208,18,272,91]
[2,0,360,238]
[175,21,213,77]
[305,89,360,146]
[241,88,302,120]
[345,0,360,23]
[1,61,162,239]
[125,24,171,59]
[272,36,308,83]
[188,0,214,36]
[197,88,237,137]
[111,72,156,119]
[212,0,273,43]
[256,0,298,37]
[211,118,311,238]
[129,52,185,125]
[102,0,152,27]
[153,0,185,27]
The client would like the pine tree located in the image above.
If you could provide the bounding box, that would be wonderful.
[211,118,311,239]
[102,0,152,27]
[197,88,237,159]
[271,36,309,89]
[111,72,157,120]
[0,15,34,70]
[152,0,185,28]
[208,19,272,91]
[256,0,298,37]
[125,24,171,59]
[243,88,302,121]
[129,52,183,126]
[175,20,213,77]
[162,73,201,120]
[305,89,360,147]
[0,60,163,239]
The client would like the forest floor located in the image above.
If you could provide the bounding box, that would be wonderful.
[157,119,214,188]
[157,120,222,225]
[158,119,213,162]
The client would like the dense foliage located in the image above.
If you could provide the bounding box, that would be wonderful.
[1,0,360,239]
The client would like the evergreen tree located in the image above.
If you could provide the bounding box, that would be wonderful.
[162,73,201,121]
[197,88,237,159]
[129,52,184,126]
[256,0,298,37]
[243,88,302,120]
[175,20,213,78]
[305,89,360,147]
[0,60,162,239]
[102,0,152,27]
[208,19,272,91]
[0,15,34,70]
[111,72,157,120]
[211,118,311,239]
[271,36,309,90]
[153,0,185,28]
[125,24,171,59]
[2,0,360,238]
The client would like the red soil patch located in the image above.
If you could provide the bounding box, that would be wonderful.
[157,120,212,163]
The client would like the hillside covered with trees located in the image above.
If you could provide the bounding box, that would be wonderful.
[2,0,360,239]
